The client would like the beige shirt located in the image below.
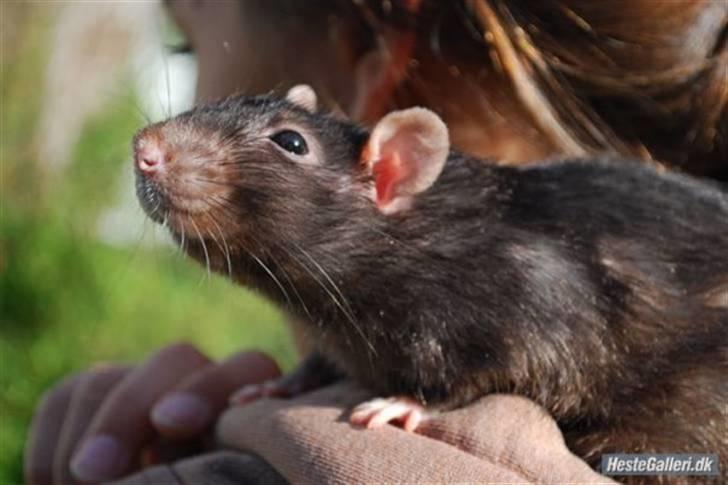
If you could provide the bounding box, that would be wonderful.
[114,382,613,484]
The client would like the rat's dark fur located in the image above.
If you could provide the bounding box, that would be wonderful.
[135,94,728,478]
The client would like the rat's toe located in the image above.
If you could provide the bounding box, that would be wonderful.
[229,383,266,405]
[350,397,390,424]
[350,396,425,431]
[229,376,305,406]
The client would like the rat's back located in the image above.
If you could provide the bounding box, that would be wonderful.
[418,156,728,469]
[499,159,728,314]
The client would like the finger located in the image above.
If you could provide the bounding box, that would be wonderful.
[53,365,130,485]
[25,374,82,485]
[151,350,280,439]
[70,342,211,483]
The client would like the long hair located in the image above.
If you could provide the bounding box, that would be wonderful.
[348,0,727,179]
[227,1,725,179]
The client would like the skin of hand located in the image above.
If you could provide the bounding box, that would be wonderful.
[24,343,280,484]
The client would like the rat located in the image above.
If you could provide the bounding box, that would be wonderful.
[133,85,727,475]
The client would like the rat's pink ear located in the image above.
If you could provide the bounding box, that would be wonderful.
[286,84,317,112]
[362,107,449,214]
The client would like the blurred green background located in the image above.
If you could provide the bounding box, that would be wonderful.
[0,4,294,483]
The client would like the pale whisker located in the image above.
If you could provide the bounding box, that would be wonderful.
[188,216,211,283]
[291,241,377,357]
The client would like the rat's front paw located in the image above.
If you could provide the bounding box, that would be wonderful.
[350,396,427,432]
[229,351,342,406]
[229,377,297,405]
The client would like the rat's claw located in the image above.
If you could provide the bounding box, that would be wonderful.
[350,396,426,432]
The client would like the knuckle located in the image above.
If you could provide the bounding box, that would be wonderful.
[233,349,273,364]
[227,350,281,378]
[76,366,128,403]
[36,372,83,411]
[158,341,209,365]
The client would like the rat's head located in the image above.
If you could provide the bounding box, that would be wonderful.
[133,85,449,277]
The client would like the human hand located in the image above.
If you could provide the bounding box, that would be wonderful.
[24,343,280,484]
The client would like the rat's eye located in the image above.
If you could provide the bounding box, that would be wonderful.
[270,130,308,156]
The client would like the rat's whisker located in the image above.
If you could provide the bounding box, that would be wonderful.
[200,212,224,263]
[268,243,315,323]
[247,246,294,309]
[189,216,211,283]
[178,217,187,254]
[359,220,424,255]
[205,193,293,307]
[207,210,234,280]
[290,242,356,319]
[282,248,335,332]
[192,176,230,188]
[200,195,313,321]
[244,231,315,323]
[132,101,152,125]
[224,134,268,148]
[290,241,377,357]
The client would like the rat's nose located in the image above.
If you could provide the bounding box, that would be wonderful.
[135,140,166,174]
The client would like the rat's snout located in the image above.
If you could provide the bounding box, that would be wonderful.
[134,134,167,175]
[137,144,163,172]
[133,120,239,233]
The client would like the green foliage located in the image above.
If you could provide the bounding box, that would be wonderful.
[0,8,293,484]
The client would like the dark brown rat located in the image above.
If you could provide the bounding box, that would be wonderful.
[133,85,727,480]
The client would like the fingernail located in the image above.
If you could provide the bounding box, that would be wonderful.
[71,434,129,482]
[229,385,261,405]
[151,392,211,431]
